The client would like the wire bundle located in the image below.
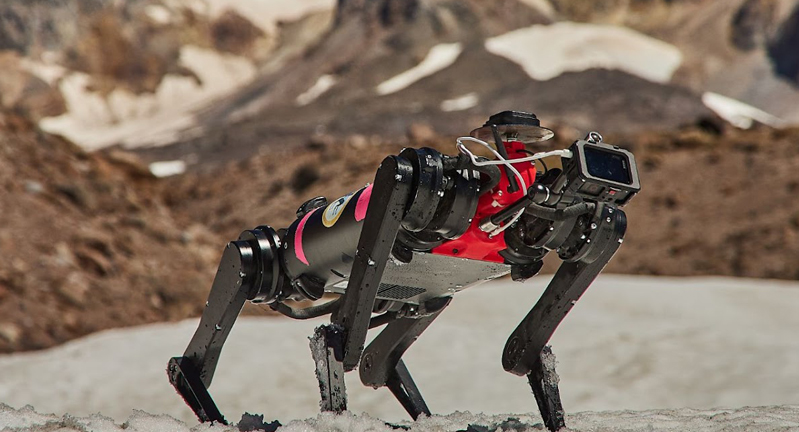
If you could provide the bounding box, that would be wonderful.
[455,136,572,237]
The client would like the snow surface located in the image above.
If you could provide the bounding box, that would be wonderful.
[376,43,464,95]
[2,275,799,430]
[4,404,799,432]
[39,46,256,151]
[702,92,787,129]
[485,22,683,83]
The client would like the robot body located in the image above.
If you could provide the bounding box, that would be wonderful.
[167,111,640,432]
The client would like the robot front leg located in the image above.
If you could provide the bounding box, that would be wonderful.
[504,205,627,431]
[310,324,348,412]
[309,155,416,413]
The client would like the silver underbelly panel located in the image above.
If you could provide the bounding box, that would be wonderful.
[326,251,510,304]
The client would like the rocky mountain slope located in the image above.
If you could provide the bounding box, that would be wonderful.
[138,0,712,167]
[5,0,798,166]
[0,0,334,150]
[131,0,799,170]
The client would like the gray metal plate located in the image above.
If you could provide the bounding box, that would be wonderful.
[327,251,510,304]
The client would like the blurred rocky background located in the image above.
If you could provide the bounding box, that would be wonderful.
[1,0,799,353]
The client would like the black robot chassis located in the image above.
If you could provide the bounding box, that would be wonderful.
[167,111,640,431]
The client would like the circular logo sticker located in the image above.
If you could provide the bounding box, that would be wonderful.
[322,193,354,227]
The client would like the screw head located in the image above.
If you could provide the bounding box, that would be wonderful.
[363,354,373,371]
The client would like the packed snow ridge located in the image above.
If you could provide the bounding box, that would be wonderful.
[4,404,799,432]
[485,22,683,83]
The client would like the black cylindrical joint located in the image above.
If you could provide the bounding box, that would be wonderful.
[398,147,445,232]
[237,226,283,303]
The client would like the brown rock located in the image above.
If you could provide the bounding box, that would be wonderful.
[75,248,114,276]
[0,322,21,344]
[57,272,91,306]
[105,150,154,179]
[53,242,77,268]
[211,9,266,56]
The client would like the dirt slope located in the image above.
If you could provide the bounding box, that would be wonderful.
[0,111,223,353]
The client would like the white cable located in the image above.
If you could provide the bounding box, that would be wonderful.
[456,137,573,165]
[455,137,525,237]
[455,136,571,237]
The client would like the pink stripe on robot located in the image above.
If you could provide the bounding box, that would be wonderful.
[355,184,373,221]
[295,209,316,265]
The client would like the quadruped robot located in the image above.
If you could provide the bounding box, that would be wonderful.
[167,111,640,431]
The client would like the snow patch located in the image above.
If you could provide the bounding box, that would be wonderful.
[194,0,335,34]
[149,160,187,177]
[3,276,799,425]
[0,404,235,431]
[38,45,256,151]
[19,55,67,86]
[702,91,786,129]
[516,0,556,18]
[144,5,172,24]
[296,74,337,105]
[485,22,683,83]
[376,43,463,95]
[440,92,479,112]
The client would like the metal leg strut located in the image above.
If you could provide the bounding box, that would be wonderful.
[386,360,431,420]
[167,240,257,424]
[360,297,451,419]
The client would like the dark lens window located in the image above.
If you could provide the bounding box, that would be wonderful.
[584,146,631,185]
